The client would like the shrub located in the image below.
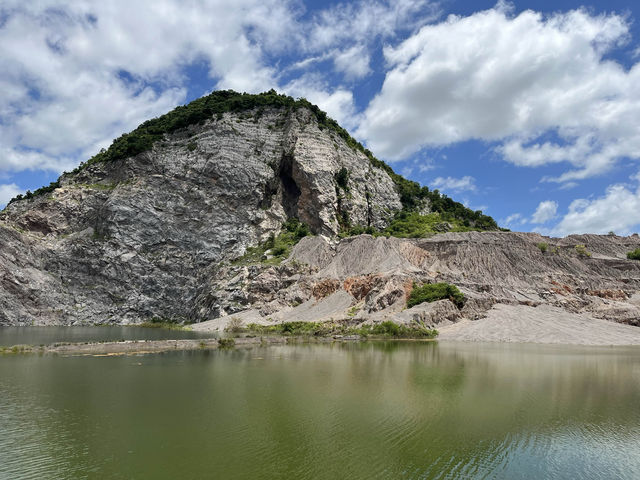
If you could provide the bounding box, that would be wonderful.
[218,338,235,348]
[575,244,592,257]
[627,248,640,260]
[225,317,244,333]
[187,141,197,151]
[537,242,548,253]
[232,217,311,266]
[371,321,400,336]
[335,167,350,190]
[407,283,465,309]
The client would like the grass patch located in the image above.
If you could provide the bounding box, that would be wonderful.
[232,218,310,266]
[0,345,32,355]
[575,244,592,258]
[627,248,640,260]
[537,242,548,253]
[340,211,491,239]
[138,317,191,330]
[242,320,437,339]
[407,282,465,309]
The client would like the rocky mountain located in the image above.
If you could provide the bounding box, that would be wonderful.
[2,90,639,331]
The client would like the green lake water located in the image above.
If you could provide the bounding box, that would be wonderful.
[0,326,212,347]
[1,337,639,479]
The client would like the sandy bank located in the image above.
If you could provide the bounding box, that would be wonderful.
[438,304,640,345]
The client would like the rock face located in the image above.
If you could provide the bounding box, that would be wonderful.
[0,106,401,325]
[2,103,640,332]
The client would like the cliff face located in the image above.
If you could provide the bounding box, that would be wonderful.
[0,106,402,325]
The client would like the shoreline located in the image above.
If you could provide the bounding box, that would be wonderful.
[0,334,374,356]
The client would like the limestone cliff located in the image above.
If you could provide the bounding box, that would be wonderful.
[0,100,403,325]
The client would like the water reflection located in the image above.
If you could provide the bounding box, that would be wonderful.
[1,342,639,479]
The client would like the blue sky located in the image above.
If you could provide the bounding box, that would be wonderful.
[2,0,640,236]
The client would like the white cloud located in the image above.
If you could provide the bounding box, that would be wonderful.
[306,0,439,51]
[0,183,22,208]
[431,175,476,193]
[0,0,298,174]
[357,5,640,183]
[550,185,640,235]
[333,45,371,80]
[531,200,558,224]
[503,213,526,227]
[282,75,358,130]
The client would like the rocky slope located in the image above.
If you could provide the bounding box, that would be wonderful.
[1,98,406,325]
[2,91,640,335]
[192,232,640,334]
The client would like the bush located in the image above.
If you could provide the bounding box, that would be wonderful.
[537,242,548,253]
[371,321,400,336]
[218,338,235,348]
[225,317,244,333]
[335,167,350,190]
[232,217,311,266]
[407,283,465,309]
[244,320,437,339]
[627,248,640,260]
[575,244,591,257]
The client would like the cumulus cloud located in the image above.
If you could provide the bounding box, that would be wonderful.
[333,45,371,80]
[531,200,558,224]
[502,213,526,227]
[282,75,358,130]
[0,0,298,174]
[0,183,22,208]
[306,0,439,51]
[550,185,640,235]
[431,175,476,193]
[357,5,640,183]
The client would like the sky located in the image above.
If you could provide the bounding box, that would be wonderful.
[2,0,640,236]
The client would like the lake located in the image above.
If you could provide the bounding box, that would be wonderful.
[0,325,212,347]
[0,335,639,479]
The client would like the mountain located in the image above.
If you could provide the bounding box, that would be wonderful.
[1,90,639,335]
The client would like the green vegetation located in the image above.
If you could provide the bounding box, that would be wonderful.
[407,282,466,309]
[187,141,197,152]
[0,345,32,355]
[7,180,60,205]
[139,317,190,330]
[218,338,236,348]
[574,244,592,258]
[382,211,472,237]
[340,210,495,239]
[242,320,437,339]
[537,242,548,253]
[232,218,310,266]
[627,248,640,260]
[335,167,350,190]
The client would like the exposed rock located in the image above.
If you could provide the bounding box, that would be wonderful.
[0,107,401,326]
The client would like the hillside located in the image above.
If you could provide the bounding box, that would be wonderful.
[2,90,640,338]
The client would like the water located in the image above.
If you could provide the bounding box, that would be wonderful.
[0,325,212,347]
[1,338,639,479]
